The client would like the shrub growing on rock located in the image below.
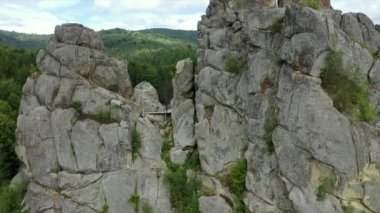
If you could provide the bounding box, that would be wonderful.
[128,194,140,211]
[316,177,335,201]
[263,107,278,153]
[132,128,142,160]
[91,108,117,124]
[164,163,201,213]
[227,159,247,195]
[70,101,82,111]
[142,202,153,213]
[225,53,245,74]
[0,183,27,213]
[321,51,377,122]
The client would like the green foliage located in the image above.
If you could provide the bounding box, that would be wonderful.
[161,132,173,163]
[164,163,201,213]
[0,30,49,50]
[298,0,320,9]
[91,109,116,124]
[70,101,82,111]
[375,24,380,33]
[99,28,197,104]
[0,183,27,213]
[128,194,140,211]
[269,18,283,33]
[225,53,245,74]
[227,159,247,195]
[321,51,377,122]
[100,202,109,213]
[342,203,354,213]
[140,28,197,43]
[0,44,36,185]
[0,28,197,105]
[186,151,201,171]
[132,128,142,160]
[233,196,249,213]
[263,107,278,153]
[316,177,335,201]
[142,202,153,213]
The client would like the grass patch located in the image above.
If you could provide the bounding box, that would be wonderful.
[70,101,82,111]
[186,151,201,171]
[132,128,142,160]
[0,183,27,213]
[128,194,140,212]
[90,108,117,124]
[227,159,247,195]
[164,163,201,213]
[161,132,173,163]
[321,51,377,122]
[268,18,283,33]
[316,177,335,201]
[342,202,354,213]
[233,196,249,213]
[225,53,245,74]
[298,0,320,9]
[142,202,153,213]
[100,202,109,213]
[262,107,278,153]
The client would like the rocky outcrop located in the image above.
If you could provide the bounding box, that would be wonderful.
[15,24,171,213]
[170,59,196,164]
[196,1,380,212]
[14,2,380,213]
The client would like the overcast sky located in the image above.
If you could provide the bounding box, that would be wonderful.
[0,0,379,34]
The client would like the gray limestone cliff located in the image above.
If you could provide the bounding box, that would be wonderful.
[13,1,380,213]
[14,23,172,213]
[195,0,380,212]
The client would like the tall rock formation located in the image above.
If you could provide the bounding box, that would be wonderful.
[14,1,380,213]
[196,0,380,212]
[15,24,171,213]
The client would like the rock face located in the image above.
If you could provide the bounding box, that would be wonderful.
[15,24,171,213]
[14,2,380,213]
[170,59,196,164]
[196,1,380,212]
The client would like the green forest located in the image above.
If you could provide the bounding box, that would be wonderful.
[0,28,197,210]
[0,44,37,211]
[98,28,197,104]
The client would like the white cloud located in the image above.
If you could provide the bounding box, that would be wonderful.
[0,2,64,34]
[332,0,380,24]
[93,0,208,13]
[93,0,161,11]
[38,0,80,9]
[93,0,113,9]
[87,12,204,31]
[0,0,379,35]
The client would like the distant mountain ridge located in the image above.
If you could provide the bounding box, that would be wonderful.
[0,28,197,50]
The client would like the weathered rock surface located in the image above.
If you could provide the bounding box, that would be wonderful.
[196,0,380,212]
[14,1,380,213]
[170,59,196,164]
[15,24,171,212]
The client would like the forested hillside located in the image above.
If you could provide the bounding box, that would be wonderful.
[0,44,37,211]
[0,45,38,183]
[98,28,197,104]
[0,28,197,104]
[0,30,50,50]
